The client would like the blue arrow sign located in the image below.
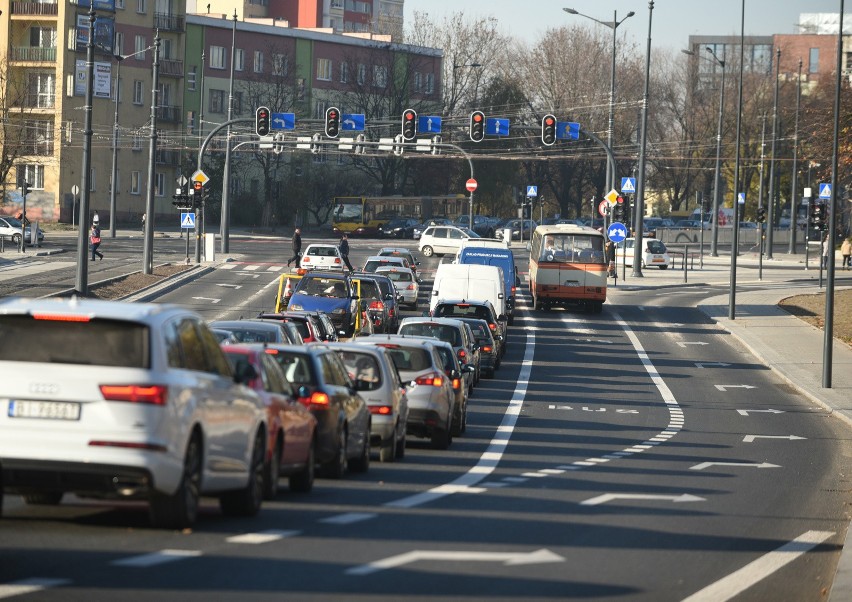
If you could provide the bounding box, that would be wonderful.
[556,121,580,140]
[819,183,832,199]
[180,212,196,229]
[526,185,538,198]
[418,115,442,133]
[485,118,510,136]
[341,114,365,131]
[271,112,295,130]
[607,222,628,243]
[620,177,636,194]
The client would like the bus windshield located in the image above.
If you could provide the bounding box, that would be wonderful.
[334,201,364,224]
[540,233,605,264]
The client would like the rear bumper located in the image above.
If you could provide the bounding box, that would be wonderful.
[2,458,155,499]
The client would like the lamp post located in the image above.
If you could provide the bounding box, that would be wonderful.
[788,57,802,254]
[220,10,237,254]
[632,0,654,278]
[563,7,634,192]
[142,31,160,275]
[75,7,96,296]
[728,0,746,320]
[766,46,781,260]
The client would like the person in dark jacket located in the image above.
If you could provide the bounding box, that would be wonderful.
[339,233,354,272]
[288,228,302,267]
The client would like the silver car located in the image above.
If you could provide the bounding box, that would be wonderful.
[375,265,419,310]
[354,335,456,449]
[327,343,409,462]
[0,297,268,529]
[398,317,481,395]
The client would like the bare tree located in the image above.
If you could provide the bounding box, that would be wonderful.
[0,56,44,202]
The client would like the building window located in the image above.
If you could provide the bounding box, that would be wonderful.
[340,62,349,83]
[134,35,146,59]
[25,120,54,155]
[373,65,387,88]
[136,0,146,14]
[273,53,288,76]
[414,72,422,92]
[188,66,196,91]
[133,80,143,104]
[28,72,55,108]
[156,172,164,197]
[317,58,332,81]
[809,48,820,74]
[114,31,124,56]
[210,46,226,70]
[314,100,327,120]
[425,73,434,94]
[116,0,124,8]
[254,50,264,73]
[210,89,226,113]
[17,165,45,190]
[235,48,244,71]
[130,171,141,194]
[132,133,143,150]
[356,63,366,85]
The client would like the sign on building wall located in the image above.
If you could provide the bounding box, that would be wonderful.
[75,60,112,98]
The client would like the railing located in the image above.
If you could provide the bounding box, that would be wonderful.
[156,105,181,123]
[154,12,185,32]
[159,58,184,78]
[11,47,57,62]
[22,94,55,109]
[20,141,54,156]
[11,1,59,16]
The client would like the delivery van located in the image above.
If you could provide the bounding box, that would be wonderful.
[429,264,506,318]
[457,247,519,324]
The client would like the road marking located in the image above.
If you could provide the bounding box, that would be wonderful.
[346,548,565,576]
[219,264,237,269]
[226,530,301,544]
[681,530,835,602]
[216,283,242,289]
[690,461,781,471]
[320,513,377,525]
[580,493,705,506]
[677,341,709,347]
[191,296,221,304]
[715,384,756,391]
[0,579,70,599]
[695,362,731,368]
[111,549,202,567]
[737,409,784,416]
[742,435,806,443]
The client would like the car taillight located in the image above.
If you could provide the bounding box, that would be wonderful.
[369,405,392,415]
[99,384,168,405]
[388,307,395,317]
[32,312,91,322]
[511,286,516,294]
[406,284,416,290]
[302,257,311,263]
[452,377,461,390]
[299,390,330,408]
[482,345,493,353]
[415,372,444,387]
[334,258,341,264]
[457,349,467,360]
[369,301,384,310]
[488,323,497,332]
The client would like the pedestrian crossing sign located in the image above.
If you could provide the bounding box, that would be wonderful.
[819,183,832,199]
[181,212,196,229]
[620,177,636,194]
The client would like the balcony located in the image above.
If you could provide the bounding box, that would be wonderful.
[156,105,181,123]
[21,140,55,156]
[22,94,55,109]
[11,2,58,16]
[154,12,185,32]
[11,47,57,62]
[159,58,184,78]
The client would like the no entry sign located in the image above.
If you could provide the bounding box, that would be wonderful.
[465,178,478,192]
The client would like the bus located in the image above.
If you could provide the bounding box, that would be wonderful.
[528,224,607,313]
[332,195,467,237]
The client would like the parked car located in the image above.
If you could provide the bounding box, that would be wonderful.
[355,335,456,449]
[496,219,537,241]
[209,318,304,345]
[455,215,500,237]
[419,225,480,257]
[287,272,358,337]
[398,317,480,395]
[413,218,453,239]
[615,237,671,270]
[0,298,268,529]
[0,216,45,246]
[300,244,345,271]
[265,345,371,478]
[221,344,317,498]
[375,265,419,310]
[674,219,710,230]
[327,343,409,462]
[378,218,419,239]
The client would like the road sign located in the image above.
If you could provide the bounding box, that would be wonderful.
[418,115,442,133]
[556,121,580,140]
[341,114,365,131]
[180,212,196,229]
[485,118,510,136]
[604,189,620,205]
[271,112,295,130]
[465,178,478,192]
[526,185,538,197]
[607,222,627,243]
[819,183,832,199]
[737,192,746,204]
[598,200,609,217]
[621,177,636,194]
[191,170,209,185]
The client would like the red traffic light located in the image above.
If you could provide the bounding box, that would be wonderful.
[470,111,485,142]
[544,116,555,126]
[541,113,557,146]
[325,106,340,138]
[255,106,271,136]
[401,108,417,141]
[193,181,202,192]
[473,113,483,123]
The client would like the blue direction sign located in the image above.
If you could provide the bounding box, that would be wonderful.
[271,112,295,130]
[607,222,628,243]
[556,121,580,140]
[341,114,365,131]
[418,115,442,133]
[180,212,196,229]
[620,177,636,194]
[485,118,510,136]
[819,183,832,199]
[526,185,538,198]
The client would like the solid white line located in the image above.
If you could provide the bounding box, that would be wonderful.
[320,513,377,525]
[111,549,202,567]
[0,579,70,599]
[681,530,835,602]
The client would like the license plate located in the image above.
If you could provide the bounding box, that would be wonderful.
[8,400,81,421]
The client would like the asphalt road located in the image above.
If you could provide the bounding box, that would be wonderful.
[0,233,849,601]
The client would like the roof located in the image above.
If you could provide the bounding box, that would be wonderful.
[0,296,182,322]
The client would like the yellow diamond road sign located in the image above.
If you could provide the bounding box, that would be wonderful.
[605,189,620,205]
[192,170,210,185]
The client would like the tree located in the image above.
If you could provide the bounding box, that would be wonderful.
[0,56,45,202]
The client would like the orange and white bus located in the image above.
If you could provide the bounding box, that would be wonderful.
[528,224,607,313]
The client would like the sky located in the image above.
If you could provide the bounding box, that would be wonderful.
[403,1,843,51]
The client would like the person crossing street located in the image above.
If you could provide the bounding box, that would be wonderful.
[339,232,354,272]
[288,228,302,268]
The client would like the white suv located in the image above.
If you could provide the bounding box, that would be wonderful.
[0,297,269,529]
[418,226,479,257]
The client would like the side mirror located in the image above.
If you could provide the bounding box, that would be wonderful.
[463,364,477,373]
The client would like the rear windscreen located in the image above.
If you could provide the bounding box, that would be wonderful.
[399,323,462,347]
[0,315,149,367]
[434,305,489,321]
[385,347,432,372]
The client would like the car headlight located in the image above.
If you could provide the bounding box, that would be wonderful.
[331,308,346,315]
[289,304,303,311]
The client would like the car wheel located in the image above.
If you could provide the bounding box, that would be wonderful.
[350,428,371,472]
[324,426,348,479]
[451,401,464,437]
[220,431,265,517]
[289,437,315,493]
[421,245,434,257]
[379,423,397,463]
[262,436,282,500]
[23,492,63,505]
[149,433,202,529]
[395,429,406,459]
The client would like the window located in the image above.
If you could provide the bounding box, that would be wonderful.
[425,73,434,94]
[254,50,264,73]
[210,89,226,113]
[30,26,56,48]
[210,46,226,70]
[155,172,164,197]
[314,100,327,119]
[28,72,55,108]
[132,133,143,151]
[134,35,146,60]
[317,58,332,81]
[340,62,349,83]
[136,0,146,14]
[809,48,820,74]
[16,165,44,189]
[114,31,124,56]
[234,48,244,71]
[25,120,54,155]
[188,66,196,91]
[356,63,366,85]
[133,80,143,104]
[116,0,124,8]
[130,171,141,194]
[373,65,387,88]
[414,72,422,92]
[273,54,288,76]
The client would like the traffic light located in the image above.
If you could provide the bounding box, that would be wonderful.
[469,110,485,142]
[812,203,827,231]
[756,207,766,223]
[612,198,625,222]
[325,106,340,138]
[401,109,417,141]
[522,204,531,220]
[255,106,271,136]
[20,180,29,197]
[541,114,556,146]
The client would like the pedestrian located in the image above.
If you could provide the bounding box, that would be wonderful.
[287,228,302,268]
[605,240,617,278]
[339,232,354,272]
[841,237,851,270]
[822,233,830,270]
[90,222,103,261]
[141,212,146,234]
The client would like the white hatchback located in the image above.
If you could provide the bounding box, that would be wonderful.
[615,237,671,270]
[300,243,344,271]
[418,226,479,257]
[0,297,269,529]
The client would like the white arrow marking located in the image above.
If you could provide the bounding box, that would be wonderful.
[427,117,433,130]
[714,384,757,391]
[548,405,573,410]
[677,341,709,347]
[616,409,640,414]
[346,548,564,576]
[580,493,705,506]
[191,296,221,304]
[216,283,243,289]
[572,338,614,344]
[743,435,806,443]
[737,409,785,416]
[690,461,781,471]
[695,362,731,368]
[581,407,606,412]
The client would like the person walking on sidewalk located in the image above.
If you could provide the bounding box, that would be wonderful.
[339,233,354,272]
[288,228,302,268]
[90,222,103,261]
[841,237,851,270]
[822,233,831,270]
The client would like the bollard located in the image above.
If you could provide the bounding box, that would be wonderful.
[683,245,688,283]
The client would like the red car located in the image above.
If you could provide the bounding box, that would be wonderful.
[221,344,317,498]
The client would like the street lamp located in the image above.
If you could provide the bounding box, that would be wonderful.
[75,6,96,296]
[563,7,634,192]
[788,57,802,254]
[766,46,781,260]
[142,31,160,275]
[633,1,654,278]
[728,0,746,320]
[683,46,727,257]
[220,10,238,254]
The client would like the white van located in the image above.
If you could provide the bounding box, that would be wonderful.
[429,263,506,317]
